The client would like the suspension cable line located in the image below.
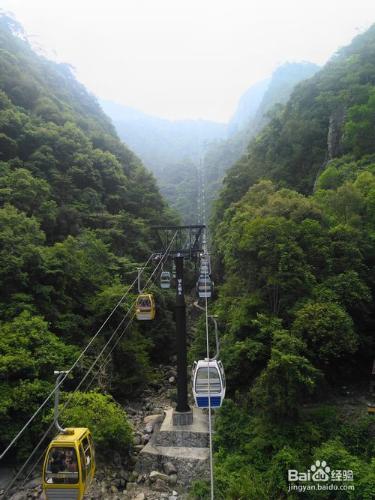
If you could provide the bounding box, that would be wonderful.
[204,255,215,500]
[84,230,177,392]
[197,156,215,499]
[9,309,138,496]
[0,252,155,461]
[4,307,138,496]
[3,233,178,495]
[193,302,219,360]
[14,311,137,494]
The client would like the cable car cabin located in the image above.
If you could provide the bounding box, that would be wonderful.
[43,428,95,500]
[160,271,171,289]
[200,264,210,275]
[192,359,226,409]
[136,293,156,320]
[196,275,213,298]
[200,259,210,273]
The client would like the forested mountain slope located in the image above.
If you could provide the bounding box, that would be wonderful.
[215,24,375,221]
[195,25,375,499]
[0,15,177,461]
[203,62,319,210]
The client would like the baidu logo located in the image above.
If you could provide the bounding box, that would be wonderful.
[310,460,331,481]
[288,460,354,493]
[288,460,330,482]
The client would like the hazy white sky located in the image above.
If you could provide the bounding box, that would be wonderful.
[2,0,375,122]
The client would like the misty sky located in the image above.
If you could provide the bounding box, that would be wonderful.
[2,0,375,122]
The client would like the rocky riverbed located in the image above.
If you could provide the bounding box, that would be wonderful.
[4,364,192,500]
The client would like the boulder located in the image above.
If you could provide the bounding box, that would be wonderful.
[134,434,142,445]
[144,423,154,434]
[130,471,138,482]
[168,474,177,486]
[153,478,170,492]
[119,470,130,481]
[163,462,177,475]
[141,433,150,444]
[143,414,163,425]
[149,470,169,483]
[126,481,137,491]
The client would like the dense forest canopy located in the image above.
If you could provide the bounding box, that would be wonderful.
[203,62,320,212]
[192,23,375,499]
[0,14,177,462]
[214,24,375,223]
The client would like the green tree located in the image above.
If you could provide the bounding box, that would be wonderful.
[0,165,57,222]
[0,204,44,313]
[344,88,375,157]
[57,391,133,456]
[251,330,320,421]
[292,302,358,369]
[38,231,119,339]
[0,311,77,380]
[312,440,375,499]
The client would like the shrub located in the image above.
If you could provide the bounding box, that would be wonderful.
[57,391,133,457]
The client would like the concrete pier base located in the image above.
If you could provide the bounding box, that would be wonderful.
[172,409,193,426]
[135,407,210,487]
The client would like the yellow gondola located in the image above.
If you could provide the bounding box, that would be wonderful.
[136,293,156,320]
[43,428,95,500]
